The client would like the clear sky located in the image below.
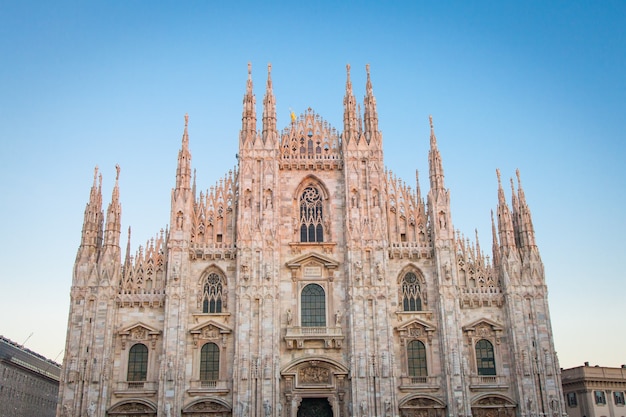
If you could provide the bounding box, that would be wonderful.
[0,1,624,369]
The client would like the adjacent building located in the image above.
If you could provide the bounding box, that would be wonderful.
[562,364,626,417]
[0,335,61,417]
[56,64,566,417]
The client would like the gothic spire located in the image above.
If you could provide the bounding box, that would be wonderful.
[510,177,521,247]
[428,115,445,191]
[175,114,192,192]
[262,63,277,144]
[516,169,536,248]
[343,64,358,144]
[123,226,132,273]
[415,170,422,205]
[363,63,379,143]
[496,169,515,249]
[491,210,500,267]
[104,164,122,248]
[79,166,104,250]
[240,62,257,144]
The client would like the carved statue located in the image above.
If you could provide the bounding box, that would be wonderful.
[239,400,249,417]
[335,310,342,326]
[87,402,96,417]
[264,399,272,417]
[286,309,293,325]
[165,402,172,417]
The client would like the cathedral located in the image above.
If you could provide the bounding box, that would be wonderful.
[57,64,566,417]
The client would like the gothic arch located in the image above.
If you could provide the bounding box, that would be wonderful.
[397,265,428,311]
[197,265,228,313]
[197,264,228,285]
[294,175,330,200]
[107,399,157,415]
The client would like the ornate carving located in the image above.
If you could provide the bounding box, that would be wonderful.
[299,365,331,384]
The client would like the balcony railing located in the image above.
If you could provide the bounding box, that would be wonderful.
[188,379,229,395]
[469,375,509,390]
[285,326,344,349]
[113,381,158,397]
[398,375,440,391]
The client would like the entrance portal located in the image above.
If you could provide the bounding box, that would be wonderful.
[297,398,333,417]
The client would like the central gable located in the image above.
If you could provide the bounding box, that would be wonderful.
[279,108,343,170]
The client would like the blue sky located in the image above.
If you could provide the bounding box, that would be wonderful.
[0,1,624,368]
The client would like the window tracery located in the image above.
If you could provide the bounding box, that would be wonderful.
[401,271,424,311]
[299,186,324,243]
[201,272,225,313]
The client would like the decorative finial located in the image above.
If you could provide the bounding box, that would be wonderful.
[366,63,370,74]
[429,115,434,130]
[247,62,251,76]
[496,168,502,186]
[115,164,121,181]
[184,113,189,127]
[93,165,99,184]
[346,63,351,75]
[267,62,272,74]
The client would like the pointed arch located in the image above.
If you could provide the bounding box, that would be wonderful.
[198,265,228,313]
[294,176,330,243]
[397,265,427,311]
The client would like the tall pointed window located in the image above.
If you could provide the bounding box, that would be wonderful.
[202,272,223,313]
[407,340,428,377]
[475,339,496,375]
[127,343,148,381]
[402,272,422,311]
[299,186,324,242]
[301,284,326,327]
[200,343,220,381]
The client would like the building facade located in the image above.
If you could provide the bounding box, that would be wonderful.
[57,64,566,417]
[0,335,61,417]
[562,364,626,417]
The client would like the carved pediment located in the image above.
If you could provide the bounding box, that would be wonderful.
[396,318,436,340]
[463,318,504,343]
[189,320,231,347]
[401,396,446,409]
[286,252,340,281]
[108,400,157,414]
[118,322,161,349]
[463,318,503,334]
[182,399,231,414]
[286,252,339,270]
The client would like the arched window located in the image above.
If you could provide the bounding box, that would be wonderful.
[200,343,220,381]
[127,343,148,381]
[407,340,428,377]
[202,272,223,313]
[402,272,422,311]
[299,186,324,242]
[475,339,496,375]
[301,284,326,327]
